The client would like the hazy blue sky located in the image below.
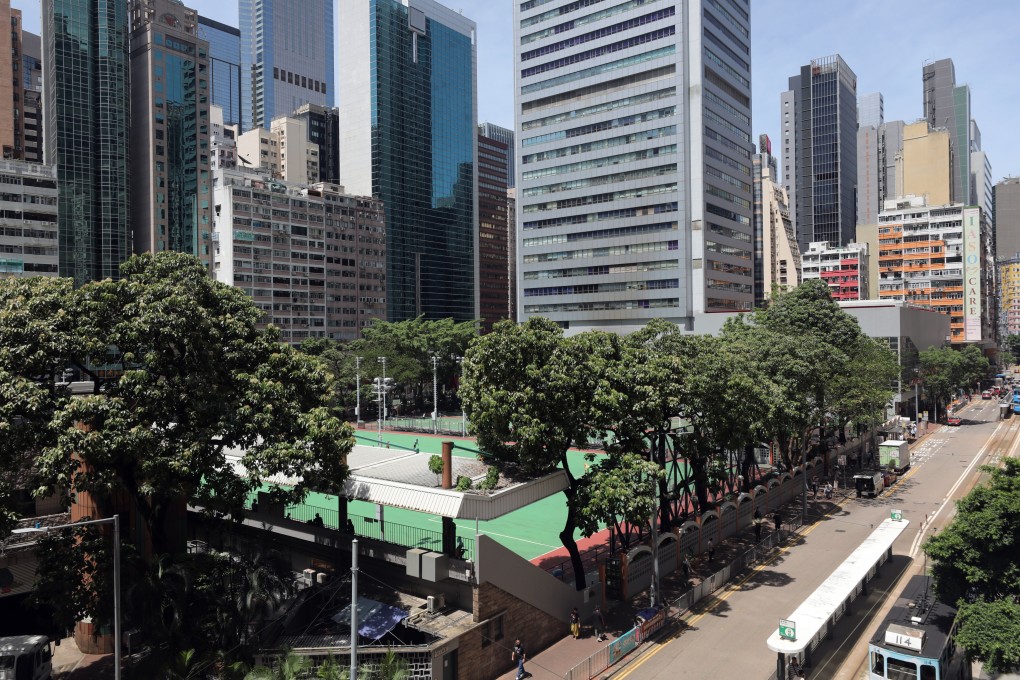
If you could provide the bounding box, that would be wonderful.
[18,0,1020,179]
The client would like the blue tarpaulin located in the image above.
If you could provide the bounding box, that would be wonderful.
[331,598,408,641]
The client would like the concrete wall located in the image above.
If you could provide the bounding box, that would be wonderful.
[900,121,952,206]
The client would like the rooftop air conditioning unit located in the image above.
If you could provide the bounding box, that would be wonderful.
[427,594,445,613]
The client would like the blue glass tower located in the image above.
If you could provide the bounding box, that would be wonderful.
[240,0,335,131]
[339,0,477,322]
[198,16,242,128]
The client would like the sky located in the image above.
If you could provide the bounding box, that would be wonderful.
[17,0,1020,180]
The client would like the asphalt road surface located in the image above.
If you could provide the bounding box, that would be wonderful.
[609,398,1011,680]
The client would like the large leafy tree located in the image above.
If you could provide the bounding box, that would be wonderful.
[29,253,353,555]
[461,318,648,590]
[924,458,1020,673]
[0,276,85,536]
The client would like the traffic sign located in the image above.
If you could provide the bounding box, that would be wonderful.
[891,509,902,521]
[779,619,796,640]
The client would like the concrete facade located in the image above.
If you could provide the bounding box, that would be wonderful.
[996,178,1020,266]
[212,167,386,343]
[20,31,43,164]
[0,1,20,160]
[858,92,883,129]
[898,121,952,207]
[857,120,903,227]
[877,196,995,346]
[753,140,800,304]
[515,0,754,333]
[922,58,972,205]
[0,159,58,277]
[801,241,868,302]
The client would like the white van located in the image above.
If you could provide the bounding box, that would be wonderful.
[0,636,52,680]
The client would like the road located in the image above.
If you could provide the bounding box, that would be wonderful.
[609,398,1013,680]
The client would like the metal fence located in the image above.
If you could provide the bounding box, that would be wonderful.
[284,501,475,560]
[380,415,469,436]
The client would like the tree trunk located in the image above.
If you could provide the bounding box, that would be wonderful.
[560,488,587,591]
[740,444,755,491]
[690,454,710,512]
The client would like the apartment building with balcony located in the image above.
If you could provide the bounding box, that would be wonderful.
[998,255,1020,337]
[801,241,868,301]
[212,167,386,343]
[877,195,994,345]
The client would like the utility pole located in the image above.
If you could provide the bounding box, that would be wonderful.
[379,356,388,435]
[351,538,359,680]
[355,356,363,426]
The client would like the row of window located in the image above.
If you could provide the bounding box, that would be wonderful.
[523,221,677,247]
[523,107,674,148]
[522,7,675,62]
[706,277,752,294]
[705,240,751,260]
[706,184,751,210]
[522,27,676,80]
[524,181,677,214]
[523,164,676,197]
[524,297,679,314]
[524,239,678,263]
[523,201,677,231]
[522,86,674,131]
[272,67,327,95]
[523,64,675,114]
[522,0,667,45]
[521,46,675,95]
[525,259,678,280]
[522,144,676,181]
[520,0,611,28]
[704,48,749,88]
[524,278,678,296]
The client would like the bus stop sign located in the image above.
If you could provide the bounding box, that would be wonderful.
[779,619,796,640]
[891,509,902,521]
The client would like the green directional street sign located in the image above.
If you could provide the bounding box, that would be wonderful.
[891,509,903,521]
[779,619,796,640]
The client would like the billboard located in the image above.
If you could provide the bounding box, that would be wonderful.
[963,207,981,342]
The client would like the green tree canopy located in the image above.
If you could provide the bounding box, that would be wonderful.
[924,458,1020,672]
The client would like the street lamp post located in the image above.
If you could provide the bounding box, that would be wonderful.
[355,356,363,427]
[432,356,439,435]
[378,356,388,442]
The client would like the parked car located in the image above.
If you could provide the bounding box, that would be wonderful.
[0,635,51,680]
[947,416,962,426]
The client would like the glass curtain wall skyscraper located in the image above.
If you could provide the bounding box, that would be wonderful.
[514,0,753,331]
[240,0,335,130]
[923,58,971,205]
[198,16,242,128]
[129,0,212,268]
[781,55,858,250]
[43,0,132,285]
[339,0,478,323]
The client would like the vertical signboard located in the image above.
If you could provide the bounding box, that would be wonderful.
[963,208,981,342]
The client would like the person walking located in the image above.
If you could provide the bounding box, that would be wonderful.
[707,537,715,562]
[682,552,692,581]
[774,511,782,537]
[824,482,833,500]
[593,605,607,642]
[753,509,763,542]
[570,607,580,639]
[413,438,419,453]
[512,639,526,679]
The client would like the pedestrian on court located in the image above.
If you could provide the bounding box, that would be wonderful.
[512,639,526,680]
[570,607,580,639]
[593,605,607,642]
[413,438,419,453]
[707,537,715,562]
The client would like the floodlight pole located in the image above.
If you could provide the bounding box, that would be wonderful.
[355,356,363,426]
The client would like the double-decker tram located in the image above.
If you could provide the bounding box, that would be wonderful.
[868,575,971,680]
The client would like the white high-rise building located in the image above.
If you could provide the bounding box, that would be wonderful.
[514,0,753,332]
